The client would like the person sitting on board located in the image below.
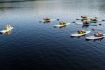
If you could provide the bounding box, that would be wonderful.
[59,21,66,25]
[81,16,88,21]
[81,16,87,19]
[43,17,50,20]
[94,32,103,37]
[90,17,97,21]
[83,20,89,24]
[78,30,86,34]
[43,17,51,23]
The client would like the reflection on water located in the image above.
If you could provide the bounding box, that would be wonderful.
[82,25,89,28]
[86,37,104,42]
[0,0,105,17]
[0,0,105,70]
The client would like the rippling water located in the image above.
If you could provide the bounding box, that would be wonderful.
[0,0,105,70]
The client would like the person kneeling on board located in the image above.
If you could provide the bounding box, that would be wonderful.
[81,16,88,21]
[94,32,103,37]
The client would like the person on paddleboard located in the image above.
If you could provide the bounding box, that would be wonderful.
[81,16,87,19]
[83,20,90,24]
[77,30,86,34]
[90,17,98,21]
[42,17,51,23]
[94,32,103,37]
[81,16,88,21]
[59,21,66,25]
[43,17,50,20]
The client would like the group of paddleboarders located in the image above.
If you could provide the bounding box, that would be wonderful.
[42,16,104,39]
[43,16,98,26]
[81,16,104,37]
[77,29,104,37]
[42,17,71,28]
[81,16,98,25]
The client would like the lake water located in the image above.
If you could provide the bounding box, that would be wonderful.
[0,0,105,70]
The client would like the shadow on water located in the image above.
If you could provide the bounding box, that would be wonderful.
[82,24,89,28]
[85,37,104,42]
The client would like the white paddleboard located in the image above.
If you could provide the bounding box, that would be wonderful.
[54,23,71,27]
[41,19,57,22]
[71,31,91,37]
[86,34,105,40]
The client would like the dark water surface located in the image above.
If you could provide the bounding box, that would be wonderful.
[0,0,105,70]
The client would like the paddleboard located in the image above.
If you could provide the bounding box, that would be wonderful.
[86,34,105,40]
[0,27,13,34]
[90,23,97,26]
[71,31,91,37]
[41,19,57,23]
[54,23,71,27]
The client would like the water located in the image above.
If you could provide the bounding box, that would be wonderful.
[0,0,105,70]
